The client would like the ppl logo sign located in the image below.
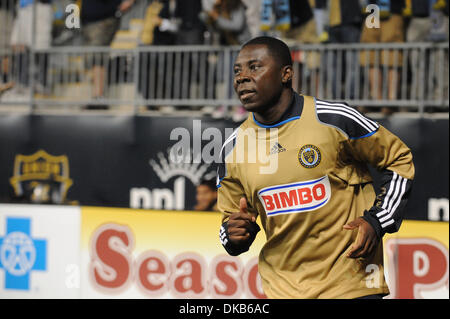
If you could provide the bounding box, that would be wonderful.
[258,175,331,217]
[0,217,47,290]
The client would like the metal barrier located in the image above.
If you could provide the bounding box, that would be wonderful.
[0,0,448,115]
[1,42,448,114]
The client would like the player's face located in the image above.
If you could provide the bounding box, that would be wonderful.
[195,185,217,211]
[233,44,284,112]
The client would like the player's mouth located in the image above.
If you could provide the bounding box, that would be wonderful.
[238,89,256,101]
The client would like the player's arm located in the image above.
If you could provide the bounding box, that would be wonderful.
[217,157,260,256]
[317,100,414,258]
[349,124,415,239]
[343,115,414,258]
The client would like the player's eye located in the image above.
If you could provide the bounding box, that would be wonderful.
[250,64,260,71]
[233,68,241,75]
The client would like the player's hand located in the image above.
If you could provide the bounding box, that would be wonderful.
[343,217,378,258]
[227,198,256,245]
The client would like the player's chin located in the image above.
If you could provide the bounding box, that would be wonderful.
[240,99,261,112]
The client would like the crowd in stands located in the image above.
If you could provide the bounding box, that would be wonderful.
[0,0,449,117]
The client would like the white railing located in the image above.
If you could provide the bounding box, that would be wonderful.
[1,42,448,115]
[1,0,448,115]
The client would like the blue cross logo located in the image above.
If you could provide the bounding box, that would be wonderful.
[0,217,47,290]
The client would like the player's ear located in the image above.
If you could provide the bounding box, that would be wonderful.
[281,65,293,85]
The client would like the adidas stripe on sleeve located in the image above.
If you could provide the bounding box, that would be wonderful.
[363,170,413,238]
[316,99,379,139]
[376,172,409,229]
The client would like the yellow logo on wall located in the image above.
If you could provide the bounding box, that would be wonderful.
[9,150,73,204]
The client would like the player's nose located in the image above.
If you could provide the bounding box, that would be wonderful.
[234,72,250,85]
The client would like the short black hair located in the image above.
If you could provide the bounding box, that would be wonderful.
[198,178,217,192]
[241,36,292,68]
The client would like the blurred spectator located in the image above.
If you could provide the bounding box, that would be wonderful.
[3,0,53,100]
[241,0,262,38]
[200,0,251,45]
[141,0,204,45]
[140,0,165,45]
[280,0,321,96]
[317,0,362,99]
[200,0,251,121]
[325,0,362,43]
[430,0,449,41]
[154,0,177,45]
[175,0,205,45]
[194,178,218,211]
[139,0,175,112]
[312,1,328,42]
[0,0,15,97]
[172,0,205,110]
[404,0,433,42]
[260,0,320,46]
[256,0,321,95]
[10,0,53,50]
[403,0,433,110]
[81,0,135,107]
[429,0,449,104]
[0,0,15,49]
[139,0,204,112]
[360,0,405,115]
[283,0,320,45]
[260,0,291,34]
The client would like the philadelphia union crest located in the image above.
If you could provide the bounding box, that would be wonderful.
[298,145,321,168]
[9,149,73,204]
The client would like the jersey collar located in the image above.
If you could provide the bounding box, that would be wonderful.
[251,91,304,128]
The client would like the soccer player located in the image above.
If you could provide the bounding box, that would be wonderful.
[217,36,414,299]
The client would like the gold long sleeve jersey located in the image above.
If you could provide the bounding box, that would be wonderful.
[217,92,415,299]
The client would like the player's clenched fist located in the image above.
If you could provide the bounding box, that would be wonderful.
[220,197,260,256]
[227,198,257,244]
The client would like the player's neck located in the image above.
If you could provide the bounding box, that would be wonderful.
[253,88,294,125]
